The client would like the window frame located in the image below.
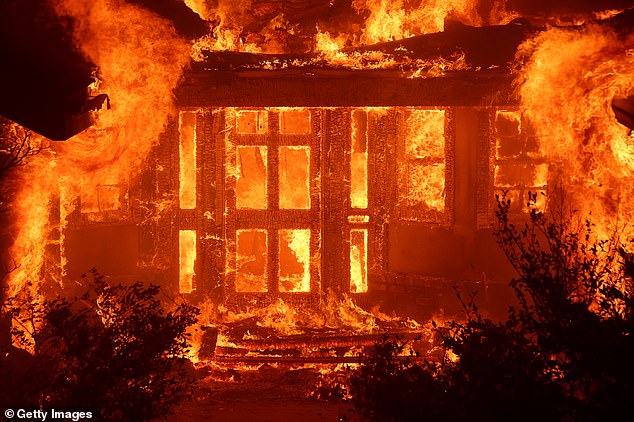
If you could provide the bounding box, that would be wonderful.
[396,107,455,226]
[491,109,548,216]
[224,108,321,296]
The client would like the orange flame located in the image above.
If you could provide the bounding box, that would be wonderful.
[352,0,481,44]
[7,0,191,297]
[516,24,634,242]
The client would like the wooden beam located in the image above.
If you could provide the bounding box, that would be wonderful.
[176,69,517,107]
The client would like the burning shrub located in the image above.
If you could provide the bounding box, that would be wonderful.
[335,194,634,421]
[0,270,200,421]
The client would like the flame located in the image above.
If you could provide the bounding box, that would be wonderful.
[179,112,197,209]
[402,109,446,212]
[7,0,191,297]
[351,110,369,209]
[350,229,368,293]
[6,152,55,297]
[179,230,196,294]
[352,0,481,44]
[279,229,311,293]
[190,0,263,57]
[192,290,416,347]
[516,25,634,241]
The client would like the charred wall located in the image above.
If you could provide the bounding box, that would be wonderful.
[59,69,531,320]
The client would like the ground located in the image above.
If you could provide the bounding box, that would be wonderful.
[163,363,362,422]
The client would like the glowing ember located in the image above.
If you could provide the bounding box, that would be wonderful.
[279,229,311,292]
[236,146,268,209]
[236,229,268,292]
[179,112,197,210]
[179,230,196,294]
[350,229,368,293]
[351,110,368,209]
[279,146,310,209]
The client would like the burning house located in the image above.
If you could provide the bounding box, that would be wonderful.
[62,19,537,317]
[2,0,634,365]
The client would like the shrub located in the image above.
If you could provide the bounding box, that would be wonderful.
[0,270,200,421]
[340,194,634,421]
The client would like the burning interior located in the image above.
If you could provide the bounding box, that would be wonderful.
[1,0,634,382]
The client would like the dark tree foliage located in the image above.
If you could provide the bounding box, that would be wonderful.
[0,270,200,421]
[0,117,43,178]
[337,193,634,421]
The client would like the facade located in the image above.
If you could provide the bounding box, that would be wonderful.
[59,66,547,320]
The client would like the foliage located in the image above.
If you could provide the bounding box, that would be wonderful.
[348,336,449,422]
[0,117,43,178]
[333,193,634,421]
[0,270,200,421]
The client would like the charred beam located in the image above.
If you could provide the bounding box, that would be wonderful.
[176,70,515,107]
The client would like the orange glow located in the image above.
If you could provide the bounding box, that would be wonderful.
[279,109,311,135]
[403,110,446,212]
[348,215,370,223]
[236,229,268,292]
[80,183,120,214]
[352,0,480,44]
[8,0,190,297]
[179,112,197,209]
[350,229,368,293]
[516,25,634,239]
[351,110,369,209]
[179,230,196,294]
[236,146,268,209]
[279,146,310,209]
[313,31,467,76]
[236,110,268,134]
[406,110,445,158]
[493,110,548,213]
[279,229,311,292]
[188,0,262,57]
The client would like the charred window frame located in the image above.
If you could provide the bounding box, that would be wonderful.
[491,109,548,214]
[176,110,200,294]
[346,109,372,294]
[78,182,130,224]
[224,108,321,296]
[396,108,454,225]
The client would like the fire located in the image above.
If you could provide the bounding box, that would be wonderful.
[189,0,263,57]
[350,229,368,293]
[402,109,446,212]
[353,0,481,44]
[6,152,56,297]
[179,112,197,210]
[7,0,191,297]
[351,110,369,209]
[279,229,311,292]
[516,24,634,242]
[179,230,196,294]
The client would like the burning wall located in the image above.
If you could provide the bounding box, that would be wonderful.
[155,104,526,318]
[2,1,633,334]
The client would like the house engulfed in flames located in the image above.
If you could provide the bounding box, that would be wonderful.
[4,1,634,361]
[61,20,550,317]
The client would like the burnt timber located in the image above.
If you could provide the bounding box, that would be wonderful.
[176,70,516,108]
